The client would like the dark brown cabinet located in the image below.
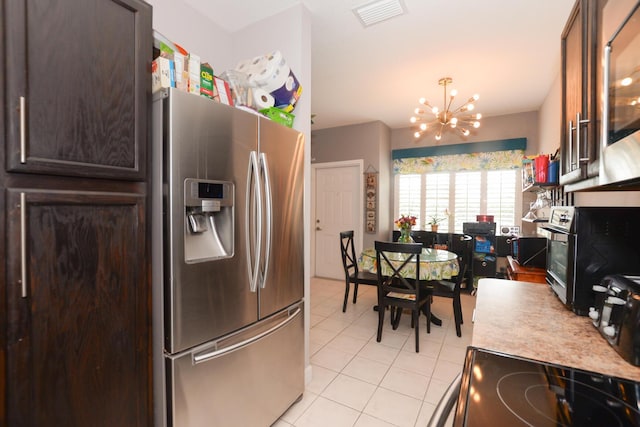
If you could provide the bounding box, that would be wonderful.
[4,0,150,180]
[1,0,152,425]
[5,188,148,426]
[559,0,604,186]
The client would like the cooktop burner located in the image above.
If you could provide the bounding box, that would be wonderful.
[455,348,640,426]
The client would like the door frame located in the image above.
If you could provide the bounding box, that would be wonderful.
[311,160,364,278]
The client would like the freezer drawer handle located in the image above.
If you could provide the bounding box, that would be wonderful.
[192,307,301,365]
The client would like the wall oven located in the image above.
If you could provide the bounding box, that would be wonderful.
[597,1,640,187]
[540,206,640,315]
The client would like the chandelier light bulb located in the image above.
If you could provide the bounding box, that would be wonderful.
[450,89,458,97]
[462,129,470,136]
[621,77,633,87]
[451,117,458,125]
[467,103,475,111]
[475,113,482,120]
[410,116,417,123]
[432,106,439,115]
[435,133,442,141]
[414,108,421,115]
[473,94,480,101]
[420,123,427,131]
[414,131,421,138]
[419,97,426,104]
[473,121,481,128]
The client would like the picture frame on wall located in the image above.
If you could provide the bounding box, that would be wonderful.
[365,167,378,234]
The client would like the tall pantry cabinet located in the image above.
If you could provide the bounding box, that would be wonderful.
[1,1,153,426]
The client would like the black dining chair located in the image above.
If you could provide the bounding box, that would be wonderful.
[428,255,468,337]
[375,241,431,353]
[339,231,378,312]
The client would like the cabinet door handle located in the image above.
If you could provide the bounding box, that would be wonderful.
[568,119,575,168]
[19,96,27,164]
[576,112,590,163]
[20,192,27,298]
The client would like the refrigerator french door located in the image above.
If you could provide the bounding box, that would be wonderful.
[152,88,304,427]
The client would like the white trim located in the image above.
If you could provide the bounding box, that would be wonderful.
[311,160,364,277]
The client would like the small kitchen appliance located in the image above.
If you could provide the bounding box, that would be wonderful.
[510,237,546,269]
[540,206,640,315]
[590,274,640,366]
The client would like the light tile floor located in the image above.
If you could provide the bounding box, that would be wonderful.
[275,277,476,427]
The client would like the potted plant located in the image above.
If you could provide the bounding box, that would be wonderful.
[428,215,443,232]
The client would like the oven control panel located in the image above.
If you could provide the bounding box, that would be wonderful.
[547,206,575,231]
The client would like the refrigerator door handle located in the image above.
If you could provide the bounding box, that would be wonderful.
[246,151,262,292]
[259,152,272,289]
[192,307,302,364]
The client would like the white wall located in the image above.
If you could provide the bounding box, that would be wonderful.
[146,0,233,70]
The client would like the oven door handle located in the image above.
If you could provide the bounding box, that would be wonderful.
[427,371,462,427]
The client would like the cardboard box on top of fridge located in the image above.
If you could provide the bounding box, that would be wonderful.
[200,63,215,99]
[213,76,233,106]
[152,56,174,93]
[188,54,201,95]
[172,42,190,92]
[153,31,191,92]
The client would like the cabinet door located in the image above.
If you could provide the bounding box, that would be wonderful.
[5,189,150,426]
[560,0,601,185]
[4,0,151,180]
[560,0,587,184]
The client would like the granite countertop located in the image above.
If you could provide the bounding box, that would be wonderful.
[473,278,640,382]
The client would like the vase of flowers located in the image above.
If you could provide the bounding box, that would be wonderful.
[395,214,416,243]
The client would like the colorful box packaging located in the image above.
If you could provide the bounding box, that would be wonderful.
[214,76,234,106]
[188,54,201,95]
[152,56,174,92]
[259,107,294,128]
[200,63,214,99]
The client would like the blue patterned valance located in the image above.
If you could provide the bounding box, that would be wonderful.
[393,138,526,174]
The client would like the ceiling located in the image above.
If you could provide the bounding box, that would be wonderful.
[182,0,576,131]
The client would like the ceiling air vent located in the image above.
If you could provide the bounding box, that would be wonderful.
[353,0,406,27]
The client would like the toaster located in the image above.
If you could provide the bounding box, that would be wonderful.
[589,275,640,366]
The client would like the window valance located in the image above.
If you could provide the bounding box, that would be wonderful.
[392,137,526,174]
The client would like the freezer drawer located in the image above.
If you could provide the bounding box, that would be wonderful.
[167,303,304,427]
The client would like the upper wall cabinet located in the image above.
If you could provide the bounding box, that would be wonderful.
[559,0,604,186]
[4,0,151,180]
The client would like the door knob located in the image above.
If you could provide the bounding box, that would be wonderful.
[316,226,322,231]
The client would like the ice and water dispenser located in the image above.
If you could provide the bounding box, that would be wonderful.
[183,179,234,263]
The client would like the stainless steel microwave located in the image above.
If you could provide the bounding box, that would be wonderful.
[597,2,640,187]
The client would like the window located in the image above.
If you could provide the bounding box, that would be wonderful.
[395,169,519,233]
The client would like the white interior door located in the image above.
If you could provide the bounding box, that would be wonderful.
[312,161,362,280]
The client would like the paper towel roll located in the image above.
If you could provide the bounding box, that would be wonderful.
[252,88,275,110]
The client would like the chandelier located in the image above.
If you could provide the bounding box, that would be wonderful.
[410,77,482,141]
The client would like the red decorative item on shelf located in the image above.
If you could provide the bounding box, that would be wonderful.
[535,155,549,183]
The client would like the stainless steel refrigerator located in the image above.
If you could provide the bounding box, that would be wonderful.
[151,88,305,427]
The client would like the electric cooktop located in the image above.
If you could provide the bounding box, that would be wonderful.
[454,347,640,426]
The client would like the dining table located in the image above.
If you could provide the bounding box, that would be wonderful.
[358,247,460,281]
[358,247,460,326]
